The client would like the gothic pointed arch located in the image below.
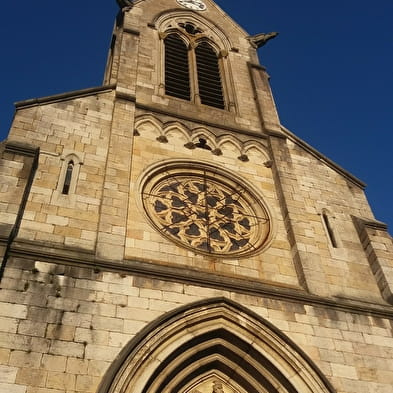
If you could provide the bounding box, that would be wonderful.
[97,298,336,393]
[164,33,191,100]
[195,41,225,109]
[155,10,236,111]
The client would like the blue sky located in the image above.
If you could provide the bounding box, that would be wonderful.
[0,1,392,232]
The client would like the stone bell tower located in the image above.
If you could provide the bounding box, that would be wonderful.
[0,1,392,392]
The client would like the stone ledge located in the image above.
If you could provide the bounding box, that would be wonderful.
[135,104,269,139]
[354,216,389,232]
[14,84,116,109]
[7,240,393,319]
[4,142,39,157]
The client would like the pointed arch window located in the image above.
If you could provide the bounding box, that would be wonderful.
[195,42,225,109]
[62,160,74,195]
[164,34,191,100]
[164,33,225,109]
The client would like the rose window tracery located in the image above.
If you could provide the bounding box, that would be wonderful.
[141,163,271,257]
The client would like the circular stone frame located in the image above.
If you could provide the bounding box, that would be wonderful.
[138,160,273,258]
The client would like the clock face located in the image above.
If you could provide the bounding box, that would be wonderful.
[177,0,207,11]
[141,163,271,257]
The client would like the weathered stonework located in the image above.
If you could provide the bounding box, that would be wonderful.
[0,0,392,392]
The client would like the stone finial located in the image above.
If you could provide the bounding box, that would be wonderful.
[247,32,279,48]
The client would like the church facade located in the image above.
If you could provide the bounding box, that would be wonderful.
[0,1,392,392]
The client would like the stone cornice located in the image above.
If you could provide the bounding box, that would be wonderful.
[135,103,268,139]
[5,240,393,320]
[5,141,39,157]
[14,84,116,109]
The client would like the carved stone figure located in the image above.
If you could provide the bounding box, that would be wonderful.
[212,381,225,393]
[247,32,279,48]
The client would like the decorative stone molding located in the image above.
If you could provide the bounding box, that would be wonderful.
[134,114,271,163]
[96,298,337,393]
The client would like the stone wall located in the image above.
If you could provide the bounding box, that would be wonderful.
[0,257,392,393]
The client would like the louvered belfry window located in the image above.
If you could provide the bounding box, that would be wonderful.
[195,42,225,109]
[164,34,191,101]
[164,32,225,109]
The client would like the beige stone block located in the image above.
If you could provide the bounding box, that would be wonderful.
[49,340,84,358]
[159,292,200,305]
[66,357,89,375]
[21,219,54,233]
[96,243,124,261]
[0,317,18,333]
[330,363,358,380]
[308,335,335,350]
[107,283,139,296]
[123,319,146,335]
[0,348,10,364]
[87,360,110,377]
[46,371,76,390]
[0,383,26,393]
[319,348,345,363]
[16,368,47,387]
[148,299,176,313]
[46,296,79,312]
[62,312,92,328]
[91,315,123,333]
[314,326,343,340]
[364,334,393,348]
[108,331,131,347]
[115,306,161,322]
[184,285,230,298]
[77,301,116,318]
[358,366,378,382]
[75,375,101,393]
[46,324,75,341]
[75,327,109,346]
[92,292,125,307]
[18,320,47,337]
[0,303,28,319]
[138,288,162,300]
[46,215,69,226]
[287,321,314,335]
[75,280,108,292]
[53,226,82,237]
[81,230,97,241]
[9,351,42,369]
[41,354,67,372]
[84,344,120,362]
[342,331,365,343]
[0,365,18,383]
[333,340,354,352]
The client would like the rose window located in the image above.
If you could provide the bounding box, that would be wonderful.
[141,163,271,257]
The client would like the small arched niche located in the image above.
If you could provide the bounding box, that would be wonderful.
[97,298,336,393]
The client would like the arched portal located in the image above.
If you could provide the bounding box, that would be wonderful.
[97,298,336,393]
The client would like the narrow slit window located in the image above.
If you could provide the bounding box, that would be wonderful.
[322,213,338,248]
[195,42,225,109]
[164,34,191,100]
[62,161,74,195]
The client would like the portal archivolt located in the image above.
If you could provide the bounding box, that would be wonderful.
[97,298,336,393]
